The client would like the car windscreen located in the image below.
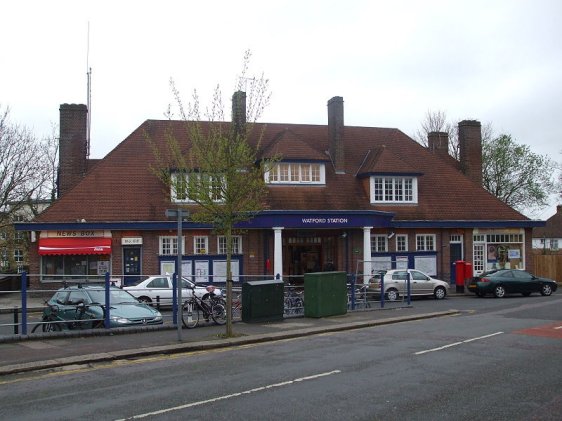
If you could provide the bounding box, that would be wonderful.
[87,288,139,304]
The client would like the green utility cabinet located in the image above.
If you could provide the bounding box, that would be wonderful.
[242,280,284,323]
[304,271,348,318]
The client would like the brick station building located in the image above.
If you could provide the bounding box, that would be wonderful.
[16,94,542,288]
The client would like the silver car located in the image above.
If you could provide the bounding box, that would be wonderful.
[368,269,449,301]
[123,276,222,306]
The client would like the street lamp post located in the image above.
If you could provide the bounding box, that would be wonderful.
[166,208,190,341]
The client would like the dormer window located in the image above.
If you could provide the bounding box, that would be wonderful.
[265,162,325,185]
[171,172,225,203]
[370,176,418,204]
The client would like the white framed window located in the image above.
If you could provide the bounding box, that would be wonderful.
[552,239,559,251]
[265,162,325,185]
[370,176,418,204]
[0,231,7,241]
[194,236,208,255]
[171,172,225,203]
[159,236,185,255]
[396,234,408,252]
[371,235,388,252]
[473,244,485,273]
[218,236,242,254]
[416,234,436,251]
[14,249,23,263]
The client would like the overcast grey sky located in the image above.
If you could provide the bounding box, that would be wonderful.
[2,0,561,217]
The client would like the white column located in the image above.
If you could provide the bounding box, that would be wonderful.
[363,226,373,284]
[273,227,284,281]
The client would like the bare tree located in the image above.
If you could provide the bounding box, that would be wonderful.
[149,51,276,337]
[413,110,493,160]
[0,106,54,228]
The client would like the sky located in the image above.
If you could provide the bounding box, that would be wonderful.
[2,0,561,218]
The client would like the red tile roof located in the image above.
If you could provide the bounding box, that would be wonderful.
[36,119,528,223]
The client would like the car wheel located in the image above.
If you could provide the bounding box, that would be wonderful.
[540,284,553,296]
[386,288,399,302]
[493,285,506,298]
[434,286,446,300]
[138,296,152,304]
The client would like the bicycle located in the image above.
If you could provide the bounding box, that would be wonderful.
[347,284,371,310]
[284,287,304,315]
[230,290,243,320]
[31,301,104,333]
[182,288,227,328]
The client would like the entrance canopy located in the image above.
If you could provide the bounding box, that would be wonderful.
[38,238,112,255]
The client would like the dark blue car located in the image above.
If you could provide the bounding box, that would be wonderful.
[468,269,558,298]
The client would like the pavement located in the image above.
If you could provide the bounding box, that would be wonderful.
[0,291,464,376]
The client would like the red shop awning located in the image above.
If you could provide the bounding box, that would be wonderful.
[38,238,112,255]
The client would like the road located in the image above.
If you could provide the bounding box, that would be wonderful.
[0,295,561,420]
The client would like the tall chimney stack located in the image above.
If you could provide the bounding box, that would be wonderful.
[58,104,88,198]
[428,131,450,157]
[458,120,482,185]
[328,96,345,174]
[232,90,247,139]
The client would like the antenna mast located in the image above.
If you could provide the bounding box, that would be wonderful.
[86,22,92,158]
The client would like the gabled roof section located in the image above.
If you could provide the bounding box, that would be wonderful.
[260,128,328,161]
[356,145,420,177]
[534,206,562,237]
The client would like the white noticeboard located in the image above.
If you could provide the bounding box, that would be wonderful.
[195,260,209,283]
[414,256,437,276]
[371,256,392,272]
[213,260,240,282]
[182,261,193,279]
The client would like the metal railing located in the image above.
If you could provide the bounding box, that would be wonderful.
[1,271,415,339]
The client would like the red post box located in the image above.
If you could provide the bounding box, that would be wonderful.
[464,262,473,281]
[455,260,466,293]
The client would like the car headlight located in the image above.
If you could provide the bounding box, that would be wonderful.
[153,315,162,322]
[110,316,130,324]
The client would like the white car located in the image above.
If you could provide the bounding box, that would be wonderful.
[123,276,222,305]
[368,269,449,301]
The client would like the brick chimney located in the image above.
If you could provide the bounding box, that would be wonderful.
[232,90,246,138]
[428,131,449,157]
[328,96,345,174]
[58,104,88,198]
[458,120,482,185]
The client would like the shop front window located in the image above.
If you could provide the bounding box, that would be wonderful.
[41,255,110,281]
[473,230,525,274]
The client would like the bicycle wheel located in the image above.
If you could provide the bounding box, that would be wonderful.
[210,301,227,325]
[182,300,200,328]
[293,296,304,314]
[42,321,61,332]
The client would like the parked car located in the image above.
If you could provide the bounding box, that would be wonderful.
[368,269,449,301]
[42,284,163,329]
[467,269,558,298]
[123,275,222,305]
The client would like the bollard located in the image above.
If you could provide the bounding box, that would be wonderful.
[21,271,28,335]
[13,307,19,335]
[406,272,412,306]
[172,274,177,325]
[104,272,111,329]
[156,296,160,311]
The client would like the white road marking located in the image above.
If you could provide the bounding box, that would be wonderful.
[414,332,504,355]
[554,326,562,330]
[115,370,342,420]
